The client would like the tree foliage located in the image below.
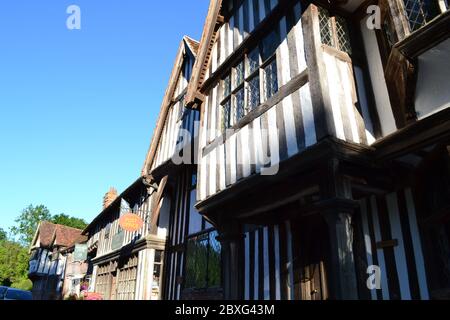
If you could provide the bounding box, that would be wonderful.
[10,205,88,247]
[52,213,88,230]
[0,204,88,289]
[0,239,30,287]
[10,204,51,246]
[0,228,6,242]
[11,278,33,291]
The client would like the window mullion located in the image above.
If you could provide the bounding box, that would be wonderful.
[259,51,265,102]
[330,16,339,51]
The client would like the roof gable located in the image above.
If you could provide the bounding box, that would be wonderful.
[141,37,199,176]
[31,221,85,249]
[185,0,224,107]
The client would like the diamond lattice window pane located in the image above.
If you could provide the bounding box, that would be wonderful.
[222,100,231,130]
[248,47,260,75]
[264,59,278,100]
[247,75,260,111]
[234,61,245,89]
[404,0,427,30]
[223,74,231,99]
[318,7,334,47]
[261,30,280,61]
[335,16,352,54]
[234,88,245,122]
[403,0,440,31]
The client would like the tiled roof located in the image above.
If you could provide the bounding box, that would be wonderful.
[37,221,86,248]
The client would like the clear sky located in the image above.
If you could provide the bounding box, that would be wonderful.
[0,1,208,231]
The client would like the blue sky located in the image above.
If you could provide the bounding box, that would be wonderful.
[0,1,208,232]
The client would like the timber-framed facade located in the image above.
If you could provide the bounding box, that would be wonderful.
[83,0,450,300]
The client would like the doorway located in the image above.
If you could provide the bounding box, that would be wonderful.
[291,215,330,300]
[109,271,117,300]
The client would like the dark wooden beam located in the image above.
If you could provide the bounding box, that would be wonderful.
[196,137,374,215]
[150,176,169,234]
[376,239,399,249]
[374,108,450,161]
[396,10,450,59]
[202,69,309,157]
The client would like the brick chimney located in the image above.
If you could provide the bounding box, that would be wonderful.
[103,187,118,209]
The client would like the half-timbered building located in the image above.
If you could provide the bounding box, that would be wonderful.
[82,179,169,300]
[82,0,450,300]
[141,36,224,300]
[28,222,86,300]
[84,36,215,300]
[178,0,450,300]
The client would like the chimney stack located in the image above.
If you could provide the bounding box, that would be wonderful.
[103,187,118,209]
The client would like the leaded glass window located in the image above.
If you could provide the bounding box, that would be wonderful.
[234,60,245,89]
[335,16,352,54]
[318,7,353,54]
[117,255,138,300]
[248,47,260,75]
[319,7,334,47]
[219,28,280,130]
[221,72,233,130]
[184,230,221,290]
[207,231,221,288]
[222,100,232,130]
[234,87,245,120]
[403,0,442,31]
[264,59,278,100]
[261,30,280,61]
[247,75,260,111]
[185,233,208,289]
[223,74,231,98]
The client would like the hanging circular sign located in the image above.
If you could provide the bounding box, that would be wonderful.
[119,213,144,232]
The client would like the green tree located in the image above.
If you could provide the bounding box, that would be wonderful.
[10,204,51,246]
[11,278,33,291]
[0,228,6,242]
[0,240,30,287]
[52,213,88,230]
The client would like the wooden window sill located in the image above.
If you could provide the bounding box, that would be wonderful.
[395,10,450,59]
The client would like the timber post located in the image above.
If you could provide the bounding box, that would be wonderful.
[216,222,244,300]
[322,204,359,300]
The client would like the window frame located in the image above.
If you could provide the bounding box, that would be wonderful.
[183,228,222,291]
[318,6,353,55]
[218,29,280,132]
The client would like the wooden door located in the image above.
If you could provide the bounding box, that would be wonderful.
[292,215,330,300]
[110,271,118,300]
